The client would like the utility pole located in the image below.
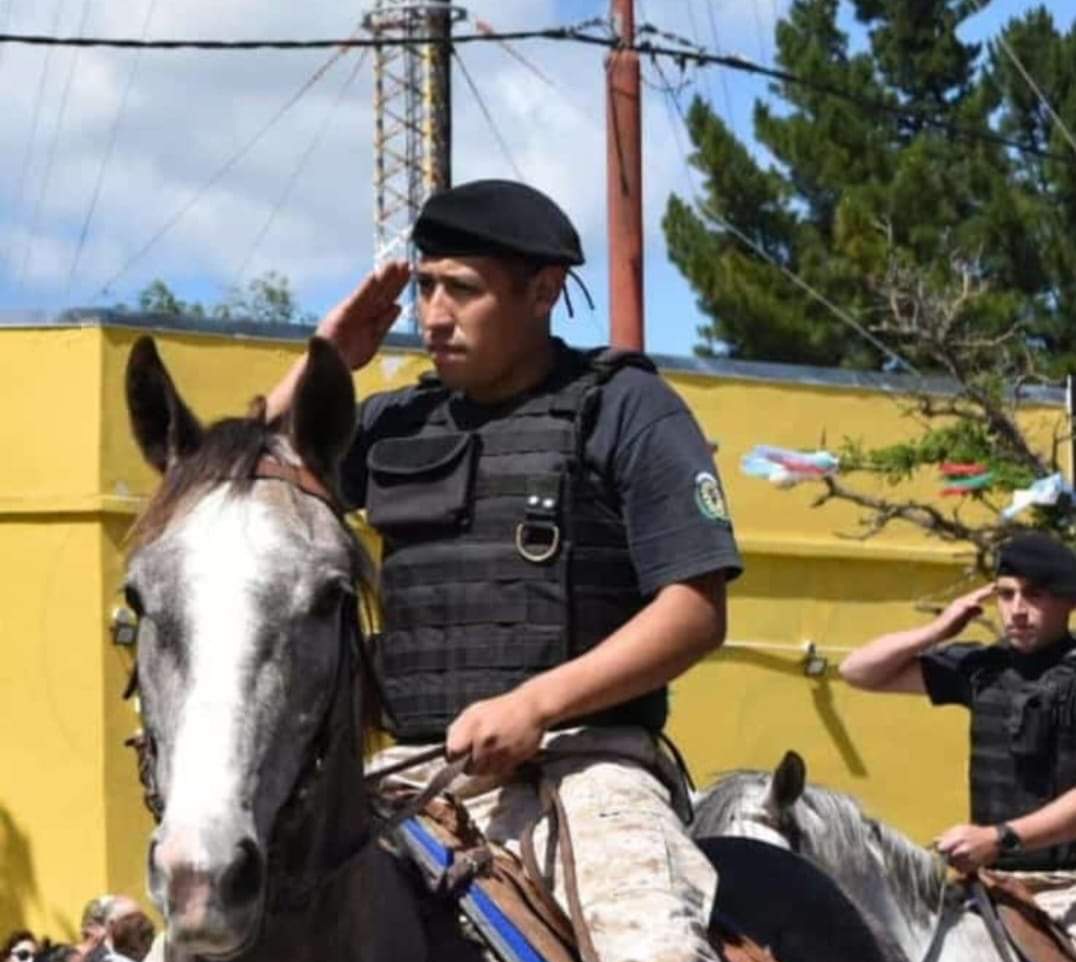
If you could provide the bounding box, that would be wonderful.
[366,1,460,330]
[606,0,643,350]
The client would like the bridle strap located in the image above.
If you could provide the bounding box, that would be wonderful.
[970,875,1019,962]
[254,455,341,513]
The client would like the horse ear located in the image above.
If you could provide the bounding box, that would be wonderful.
[125,336,203,474]
[767,750,806,813]
[287,337,356,481]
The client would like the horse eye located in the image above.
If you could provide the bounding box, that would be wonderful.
[124,583,145,616]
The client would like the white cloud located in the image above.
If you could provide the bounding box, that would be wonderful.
[0,0,796,354]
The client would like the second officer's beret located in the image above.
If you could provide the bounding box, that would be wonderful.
[996,532,1076,599]
[412,179,584,266]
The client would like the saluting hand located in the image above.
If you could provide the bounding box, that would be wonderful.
[445,689,549,777]
[933,584,996,641]
[315,261,410,370]
[934,823,1000,873]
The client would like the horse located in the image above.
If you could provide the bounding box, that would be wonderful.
[122,335,784,962]
[691,751,1009,961]
[124,336,485,962]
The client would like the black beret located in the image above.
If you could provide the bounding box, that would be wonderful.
[412,179,584,266]
[996,533,1076,599]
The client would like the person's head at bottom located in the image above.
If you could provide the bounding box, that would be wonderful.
[994,532,1076,653]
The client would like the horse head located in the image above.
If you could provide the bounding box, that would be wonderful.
[691,750,810,850]
[123,336,368,958]
[693,752,955,961]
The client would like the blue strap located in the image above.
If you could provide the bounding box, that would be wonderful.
[399,817,551,962]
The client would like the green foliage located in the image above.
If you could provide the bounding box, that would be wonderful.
[127,273,315,326]
[839,422,1038,492]
[137,280,206,318]
[664,0,1076,371]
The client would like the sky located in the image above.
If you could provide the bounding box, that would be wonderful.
[0,0,1072,358]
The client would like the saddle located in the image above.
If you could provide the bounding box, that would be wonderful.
[391,791,777,962]
[697,836,892,962]
[967,871,1076,962]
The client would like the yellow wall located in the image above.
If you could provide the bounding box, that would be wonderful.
[0,323,1063,938]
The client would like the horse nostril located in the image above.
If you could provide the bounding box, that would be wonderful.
[221,838,264,908]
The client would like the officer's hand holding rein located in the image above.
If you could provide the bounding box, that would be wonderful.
[445,688,549,777]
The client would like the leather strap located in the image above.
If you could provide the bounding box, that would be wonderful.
[254,455,340,513]
[971,875,1018,962]
[518,766,601,962]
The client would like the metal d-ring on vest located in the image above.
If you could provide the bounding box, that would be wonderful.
[516,485,562,564]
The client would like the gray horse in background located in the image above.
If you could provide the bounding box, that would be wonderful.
[692,751,1004,962]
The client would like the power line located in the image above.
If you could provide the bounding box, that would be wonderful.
[66,0,159,297]
[0,0,13,69]
[997,34,1076,159]
[703,1,738,138]
[451,47,525,182]
[1,22,1064,164]
[17,0,93,293]
[631,29,1073,164]
[474,17,558,89]
[90,26,362,301]
[0,24,607,50]
[750,0,767,65]
[651,55,920,376]
[232,49,368,289]
[5,0,64,283]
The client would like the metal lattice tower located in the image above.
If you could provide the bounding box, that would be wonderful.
[366,1,462,329]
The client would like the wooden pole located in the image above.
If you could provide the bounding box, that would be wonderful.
[606,0,644,350]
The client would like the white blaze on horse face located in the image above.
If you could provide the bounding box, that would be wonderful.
[163,487,293,841]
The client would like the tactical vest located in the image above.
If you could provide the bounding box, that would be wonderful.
[363,345,665,741]
[967,641,1076,870]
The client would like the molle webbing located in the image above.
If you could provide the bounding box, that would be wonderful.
[969,651,1076,870]
[368,347,664,740]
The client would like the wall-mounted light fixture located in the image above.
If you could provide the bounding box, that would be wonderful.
[802,641,828,678]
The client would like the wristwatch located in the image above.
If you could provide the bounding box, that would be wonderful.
[996,823,1023,855]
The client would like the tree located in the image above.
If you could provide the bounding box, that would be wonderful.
[663,1,1076,372]
[813,247,1073,574]
[127,272,315,326]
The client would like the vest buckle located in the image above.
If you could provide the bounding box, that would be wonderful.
[515,521,561,563]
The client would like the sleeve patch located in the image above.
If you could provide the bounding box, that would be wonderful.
[694,471,730,523]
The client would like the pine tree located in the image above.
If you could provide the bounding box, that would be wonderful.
[663,1,1076,370]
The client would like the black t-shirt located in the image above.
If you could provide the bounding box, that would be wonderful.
[920,642,990,706]
[341,350,743,596]
[920,639,1076,707]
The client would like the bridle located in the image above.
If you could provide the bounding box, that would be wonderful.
[125,453,360,832]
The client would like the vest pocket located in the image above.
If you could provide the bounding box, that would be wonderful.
[366,432,476,531]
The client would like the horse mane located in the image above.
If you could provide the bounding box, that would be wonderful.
[127,413,277,552]
[795,783,944,917]
[126,408,387,747]
[695,771,944,923]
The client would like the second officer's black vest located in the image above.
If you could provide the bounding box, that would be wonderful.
[363,343,664,741]
[967,639,1076,870]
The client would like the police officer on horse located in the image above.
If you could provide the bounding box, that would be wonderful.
[841,532,1076,938]
[268,179,743,961]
